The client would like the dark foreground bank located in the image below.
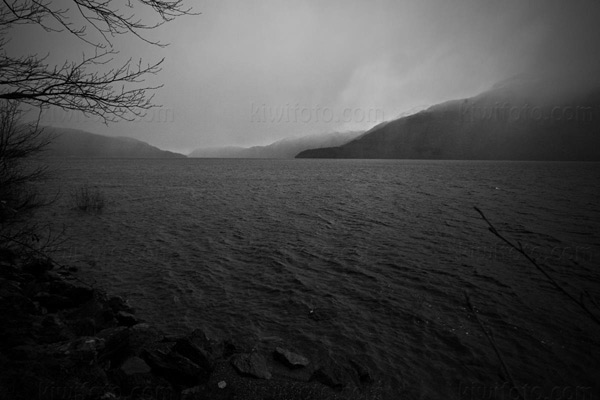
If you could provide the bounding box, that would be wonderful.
[0,250,381,400]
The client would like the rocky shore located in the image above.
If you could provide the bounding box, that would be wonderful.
[0,250,381,400]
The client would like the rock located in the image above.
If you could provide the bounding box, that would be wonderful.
[188,328,219,354]
[128,323,165,354]
[45,271,64,282]
[349,357,372,384]
[0,281,37,313]
[111,356,155,394]
[48,336,105,363]
[41,314,60,327]
[64,292,115,332]
[97,326,129,363]
[37,314,73,343]
[22,280,50,297]
[174,337,214,373]
[142,348,207,386]
[311,364,345,390]
[97,326,129,342]
[273,347,310,369]
[308,307,338,321]
[181,385,203,399]
[0,278,20,293]
[97,323,172,371]
[6,344,37,360]
[121,356,151,375]
[111,355,173,396]
[34,292,74,311]
[23,258,53,276]
[107,296,135,314]
[68,316,97,336]
[0,316,36,349]
[230,352,272,380]
[96,326,134,368]
[222,340,239,359]
[115,311,138,327]
[48,279,94,305]
[221,334,256,358]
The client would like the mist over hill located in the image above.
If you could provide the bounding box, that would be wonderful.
[296,77,600,160]
[189,131,362,159]
[42,128,186,158]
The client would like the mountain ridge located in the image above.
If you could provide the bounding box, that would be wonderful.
[41,127,186,158]
[189,131,363,159]
[296,79,600,160]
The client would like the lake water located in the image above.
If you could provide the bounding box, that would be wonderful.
[37,159,600,399]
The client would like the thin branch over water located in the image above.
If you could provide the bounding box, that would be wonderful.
[473,206,600,326]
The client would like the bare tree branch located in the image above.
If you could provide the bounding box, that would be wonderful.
[0,0,196,121]
[0,1,196,253]
[0,100,52,229]
[1,0,198,46]
[474,206,600,326]
[0,50,164,122]
[465,292,524,400]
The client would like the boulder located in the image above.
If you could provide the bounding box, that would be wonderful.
[311,363,345,390]
[349,357,372,384]
[48,279,94,306]
[230,352,272,380]
[0,280,37,313]
[121,356,151,375]
[111,356,154,394]
[36,314,73,344]
[308,307,338,322]
[22,280,50,298]
[188,328,218,355]
[107,296,135,314]
[34,292,74,311]
[127,323,165,355]
[110,356,174,397]
[273,347,310,369]
[45,271,64,282]
[115,311,138,327]
[64,293,117,332]
[142,348,207,386]
[174,337,214,373]
[47,336,105,363]
[181,385,204,400]
[97,326,129,367]
[68,316,97,337]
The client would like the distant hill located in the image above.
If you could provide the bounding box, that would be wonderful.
[188,146,248,158]
[189,131,363,158]
[42,128,185,158]
[296,77,600,160]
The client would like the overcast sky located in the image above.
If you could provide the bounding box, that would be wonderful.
[13,0,600,153]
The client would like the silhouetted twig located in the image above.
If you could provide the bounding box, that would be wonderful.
[474,206,600,326]
[465,292,523,400]
[584,290,600,313]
